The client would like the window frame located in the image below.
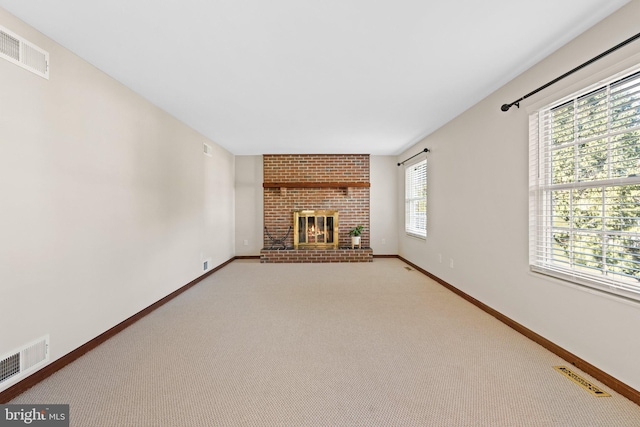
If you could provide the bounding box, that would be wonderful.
[405,158,427,239]
[529,65,640,302]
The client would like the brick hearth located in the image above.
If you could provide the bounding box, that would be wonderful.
[260,248,373,263]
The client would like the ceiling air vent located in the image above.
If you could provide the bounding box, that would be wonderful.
[0,25,49,79]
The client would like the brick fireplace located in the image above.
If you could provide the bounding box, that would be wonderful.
[260,154,372,263]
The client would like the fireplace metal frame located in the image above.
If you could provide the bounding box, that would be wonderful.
[293,210,339,249]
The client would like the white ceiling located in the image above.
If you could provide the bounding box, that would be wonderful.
[0,1,630,155]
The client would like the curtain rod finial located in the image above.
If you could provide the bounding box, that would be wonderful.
[501,102,520,112]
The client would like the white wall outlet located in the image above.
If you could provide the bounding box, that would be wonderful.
[449,259,454,269]
[243,239,249,246]
[438,254,442,263]
[381,238,386,245]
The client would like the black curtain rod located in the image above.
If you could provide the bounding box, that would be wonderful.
[501,31,640,112]
[397,148,429,166]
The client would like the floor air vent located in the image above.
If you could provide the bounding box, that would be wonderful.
[554,366,611,397]
[0,25,49,79]
[0,336,50,388]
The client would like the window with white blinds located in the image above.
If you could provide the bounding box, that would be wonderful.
[529,67,640,302]
[405,159,427,238]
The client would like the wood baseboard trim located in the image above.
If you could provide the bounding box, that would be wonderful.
[372,254,398,258]
[0,256,237,403]
[396,255,640,406]
[234,255,261,260]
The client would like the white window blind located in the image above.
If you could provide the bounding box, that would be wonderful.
[529,67,640,302]
[405,159,427,238]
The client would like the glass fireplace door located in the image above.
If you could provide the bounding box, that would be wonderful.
[294,210,339,249]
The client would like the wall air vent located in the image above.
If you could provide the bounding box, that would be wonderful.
[0,336,50,389]
[0,25,49,79]
[0,354,20,383]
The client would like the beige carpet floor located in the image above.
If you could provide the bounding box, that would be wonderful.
[10,258,640,426]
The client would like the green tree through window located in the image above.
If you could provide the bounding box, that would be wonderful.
[530,69,640,301]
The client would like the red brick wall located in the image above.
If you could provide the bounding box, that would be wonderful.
[263,154,370,249]
[264,154,369,183]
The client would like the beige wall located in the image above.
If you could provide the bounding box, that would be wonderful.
[0,9,235,391]
[235,155,263,255]
[397,1,640,391]
[370,156,399,254]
